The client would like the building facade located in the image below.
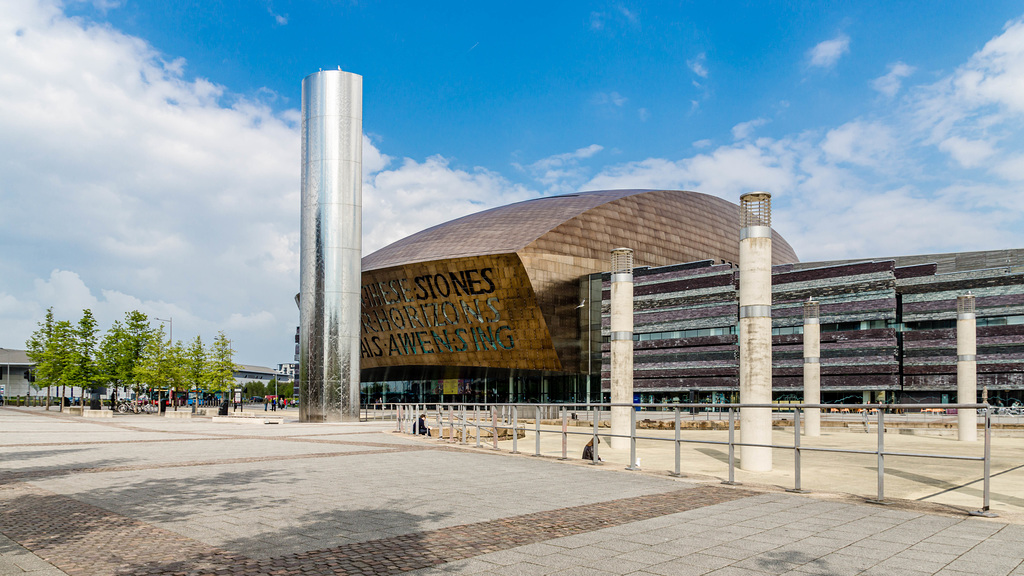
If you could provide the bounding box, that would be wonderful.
[357,189,1024,406]
[599,254,1024,406]
[357,189,796,403]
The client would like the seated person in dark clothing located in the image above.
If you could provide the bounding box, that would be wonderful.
[415,414,431,436]
[582,437,601,461]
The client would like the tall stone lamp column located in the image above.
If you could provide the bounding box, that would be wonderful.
[957,293,977,442]
[609,248,634,451]
[803,298,821,437]
[739,192,773,472]
[299,69,363,423]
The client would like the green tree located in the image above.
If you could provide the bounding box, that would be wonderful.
[184,335,209,409]
[97,311,153,404]
[244,381,265,399]
[207,332,235,403]
[72,309,99,407]
[50,320,77,411]
[134,326,185,405]
[26,308,56,409]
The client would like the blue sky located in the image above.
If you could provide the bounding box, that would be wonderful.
[2,0,1024,365]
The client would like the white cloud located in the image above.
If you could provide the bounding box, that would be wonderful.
[732,118,769,140]
[638,108,649,122]
[581,15,1024,261]
[364,155,536,253]
[590,6,639,31]
[688,53,708,78]
[808,34,850,69]
[872,62,916,97]
[513,145,603,195]
[820,121,897,168]
[593,91,627,107]
[583,142,795,198]
[938,136,996,168]
[0,0,301,362]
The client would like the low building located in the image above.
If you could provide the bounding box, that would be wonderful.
[0,348,34,399]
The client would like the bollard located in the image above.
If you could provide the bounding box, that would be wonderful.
[787,408,808,493]
[460,405,467,445]
[491,408,500,450]
[626,407,639,470]
[971,408,998,517]
[511,406,520,454]
[723,407,739,485]
[867,407,887,504]
[671,407,682,477]
[534,411,542,456]
[560,407,568,460]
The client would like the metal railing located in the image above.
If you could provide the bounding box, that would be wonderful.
[389,402,997,518]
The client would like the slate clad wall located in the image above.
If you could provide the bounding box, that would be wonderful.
[599,261,901,394]
[770,262,898,392]
[899,266,1024,393]
[598,256,1023,397]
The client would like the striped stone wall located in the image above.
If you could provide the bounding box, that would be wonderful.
[596,257,1024,398]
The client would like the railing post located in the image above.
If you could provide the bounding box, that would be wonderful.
[511,405,520,454]
[971,406,998,517]
[591,406,602,465]
[671,407,681,477]
[475,405,481,448]
[867,405,887,504]
[460,405,467,445]
[787,407,808,493]
[723,406,739,485]
[534,408,542,456]
[491,407,500,450]
[626,405,639,470]
[447,405,454,442]
[560,407,568,460]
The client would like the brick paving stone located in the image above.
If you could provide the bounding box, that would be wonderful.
[0,479,752,576]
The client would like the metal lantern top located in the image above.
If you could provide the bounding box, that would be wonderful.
[740,192,772,228]
[957,293,976,316]
[803,298,820,321]
[611,247,634,274]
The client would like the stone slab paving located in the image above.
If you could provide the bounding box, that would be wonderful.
[2,407,1023,576]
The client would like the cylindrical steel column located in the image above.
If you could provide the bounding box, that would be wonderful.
[803,299,821,437]
[739,192,773,471]
[299,70,363,422]
[609,248,634,450]
[958,293,977,442]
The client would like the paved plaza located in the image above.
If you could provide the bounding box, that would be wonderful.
[1,407,1023,576]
